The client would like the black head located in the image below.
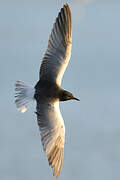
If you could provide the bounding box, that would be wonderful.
[60,90,80,101]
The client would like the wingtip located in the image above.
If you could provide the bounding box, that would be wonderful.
[66,3,69,7]
[64,3,69,6]
[63,3,71,18]
[63,3,70,9]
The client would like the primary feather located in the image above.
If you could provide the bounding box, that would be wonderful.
[40,4,72,86]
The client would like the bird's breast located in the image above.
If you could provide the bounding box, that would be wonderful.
[34,80,61,102]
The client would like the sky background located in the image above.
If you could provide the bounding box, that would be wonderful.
[0,0,120,179]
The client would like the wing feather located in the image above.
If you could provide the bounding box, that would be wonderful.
[40,4,72,86]
[36,101,65,178]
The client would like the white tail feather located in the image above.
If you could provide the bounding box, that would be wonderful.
[15,81,35,113]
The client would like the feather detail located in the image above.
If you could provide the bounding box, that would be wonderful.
[15,81,35,113]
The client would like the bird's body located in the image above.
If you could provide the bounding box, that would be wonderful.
[15,4,79,178]
[35,80,60,103]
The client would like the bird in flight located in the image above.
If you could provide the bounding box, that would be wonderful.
[15,3,79,178]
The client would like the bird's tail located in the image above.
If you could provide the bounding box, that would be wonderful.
[15,81,35,113]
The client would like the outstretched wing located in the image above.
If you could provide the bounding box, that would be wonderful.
[40,4,72,86]
[36,101,65,178]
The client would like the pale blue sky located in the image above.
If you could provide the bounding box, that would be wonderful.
[0,1,120,180]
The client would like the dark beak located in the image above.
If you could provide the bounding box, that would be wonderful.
[73,97,80,101]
